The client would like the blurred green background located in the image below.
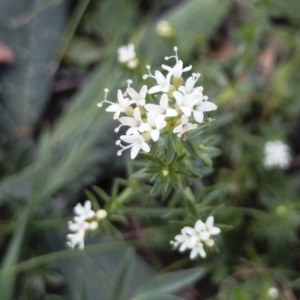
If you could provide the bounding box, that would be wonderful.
[0,0,300,299]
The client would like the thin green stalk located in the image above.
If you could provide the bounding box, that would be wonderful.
[0,207,30,300]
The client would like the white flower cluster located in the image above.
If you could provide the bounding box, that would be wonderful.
[170,216,220,260]
[117,43,139,69]
[66,200,107,250]
[98,46,217,159]
[263,140,291,169]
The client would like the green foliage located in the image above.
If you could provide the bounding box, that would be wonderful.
[0,0,300,299]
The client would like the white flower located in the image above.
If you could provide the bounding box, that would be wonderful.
[156,20,175,38]
[191,94,217,123]
[172,226,198,252]
[190,241,206,259]
[178,73,203,95]
[117,43,139,68]
[203,216,221,237]
[140,112,166,142]
[171,216,221,260]
[97,89,134,120]
[66,218,89,250]
[173,91,196,117]
[117,131,150,159]
[194,219,211,241]
[67,202,106,250]
[66,229,86,249]
[173,90,217,123]
[115,107,143,135]
[73,200,95,220]
[144,93,178,118]
[127,85,147,107]
[264,140,291,169]
[173,115,198,137]
[143,65,173,94]
[162,47,192,78]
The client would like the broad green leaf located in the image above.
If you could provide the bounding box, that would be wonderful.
[108,250,134,300]
[133,293,184,300]
[0,0,67,134]
[137,268,206,295]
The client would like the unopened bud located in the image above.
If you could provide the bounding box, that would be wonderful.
[142,132,151,141]
[205,239,215,247]
[267,287,279,299]
[163,169,169,176]
[172,76,184,87]
[125,106,134,117]
[89,221,98,230]
[96,209,108,220]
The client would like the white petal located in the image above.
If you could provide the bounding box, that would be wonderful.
[133,107,142,121]
[126,127,139,135]
[173,91,184,105]
[160,93,169,110]
[141,142,150,152]
[120,135,138,143]
[180,106,192,117]
[210,227,221,235]
[166,108,178,117]
[144,104,163,114]
[106,103,119,112]
[190,248,197,259]
[198,101,217,111]
[155,71,166,86]
[193,110,204,123]
[206,216,214,227]
[148,85,163,94]
[151,129,160,141]
[127,87,139,100]
[119,116,139,126]
[182,65,192,73]
[140,85,148,98]
[173,124,183,134]
[130,143,141,159]
[195,220,205,231]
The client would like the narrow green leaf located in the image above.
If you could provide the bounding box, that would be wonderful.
[92,186,111,202]
[85,190,101,211]
[151,181,165,196]
[139,153,155,162]
[166,135,176,166]
[200,153,213,167]
[202,189,225,205]
[0,208,29,300]
[181,139,200,159]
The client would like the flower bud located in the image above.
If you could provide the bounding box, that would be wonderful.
[125,106,134,117]
[172,76,184,87]
[163,169,169,176]
[96,209,108,220]
[142,132,151,141]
